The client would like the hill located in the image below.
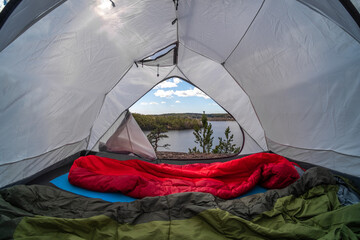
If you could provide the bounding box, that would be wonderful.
[132,113,234,131]
[158,113,234,121]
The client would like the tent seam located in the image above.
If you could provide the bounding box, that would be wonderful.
[223,0,265,63]
[163,65,179,80]
[178,41,222,64]
[0,137,88,167]
[86,62,134,150]
[175,45,268,151]
[295,0,360,45]
[221,64,268,151]
[267,137,360,159]
[0,0,68,53]
[175,65,264,152]
[87,64,177,151]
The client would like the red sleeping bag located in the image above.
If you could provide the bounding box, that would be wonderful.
[68,153,300,199]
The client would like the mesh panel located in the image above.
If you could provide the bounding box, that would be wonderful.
[138,44,177,67]
[93,110,156,160]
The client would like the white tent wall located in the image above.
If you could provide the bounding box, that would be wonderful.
[240,131,266,155]
[176,46,267,152]
[268,139,360,177]
[0,0,66,52]
[1,0,360,186]
[91,108,126,153]
[166,66,266,155]
[99,110,157,160]
[224,0,360,174]
[0,0,176,186]
[177,0,264,63]
[297,0,360,42]
[89,61,265,156]
[88,64,175,150]
[0,138,87,188]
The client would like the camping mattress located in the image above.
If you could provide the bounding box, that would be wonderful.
[51,173,136,202]
[51,173,267,202]
[1,167,360,239]
[68,152,300,199]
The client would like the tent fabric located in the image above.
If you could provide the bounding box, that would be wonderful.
[68,153,299,199]
[0,0,66,52]
[0,0,360,186]
[87,64,175,150]
[224,0,360,158]
[267,138,360,177]
[101,110,157,160]
[0,138,87,188]
[139,43,177,67]
[177,46,268,151]
[297,0,360,42]
[1,168,360,239]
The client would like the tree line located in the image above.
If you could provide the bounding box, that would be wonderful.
[133,113,201,131]
[143,112,240,154]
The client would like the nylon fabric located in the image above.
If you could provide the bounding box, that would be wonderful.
[178,0,264,63]
[177,46,267,152]
[88,65,174,150]
[68,153,299,199]
[0,0,176,166]
[225,0,360,157]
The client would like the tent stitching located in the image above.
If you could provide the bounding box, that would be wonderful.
[0,0,67,52]
[87,64,178,151]
[175,43,267,151]
[221,63,268,151]
[296,0,360,44]
[175,64,265,152]
[0,137,88,167]
[86,62,134,150]
[223,0,265,64]
[267,137,360,159]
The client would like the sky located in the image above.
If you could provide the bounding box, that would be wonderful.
[129,78,226,115]
[0,1,7,12]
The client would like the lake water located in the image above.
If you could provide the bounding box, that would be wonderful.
[144,121,243,153]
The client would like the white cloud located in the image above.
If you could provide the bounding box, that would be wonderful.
[140,101,159,105]
[154,78,183,89]
[161,101,166,104]
[174,88,210,99]
[173,77,182,84]
[154,87,210,99]
[154,89,174,98]
[175,100,181,103]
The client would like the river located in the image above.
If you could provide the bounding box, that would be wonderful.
[144,121,243,153]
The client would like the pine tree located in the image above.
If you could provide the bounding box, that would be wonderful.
[212,126,240,154]
[189,113,213,153]
[147,126,170,151]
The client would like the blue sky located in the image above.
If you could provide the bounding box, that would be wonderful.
[129,78,226,115]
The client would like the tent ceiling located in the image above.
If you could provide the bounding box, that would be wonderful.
[177,0,264,63]
[298,0,360,43]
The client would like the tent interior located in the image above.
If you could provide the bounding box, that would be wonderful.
[1,0,360,239]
